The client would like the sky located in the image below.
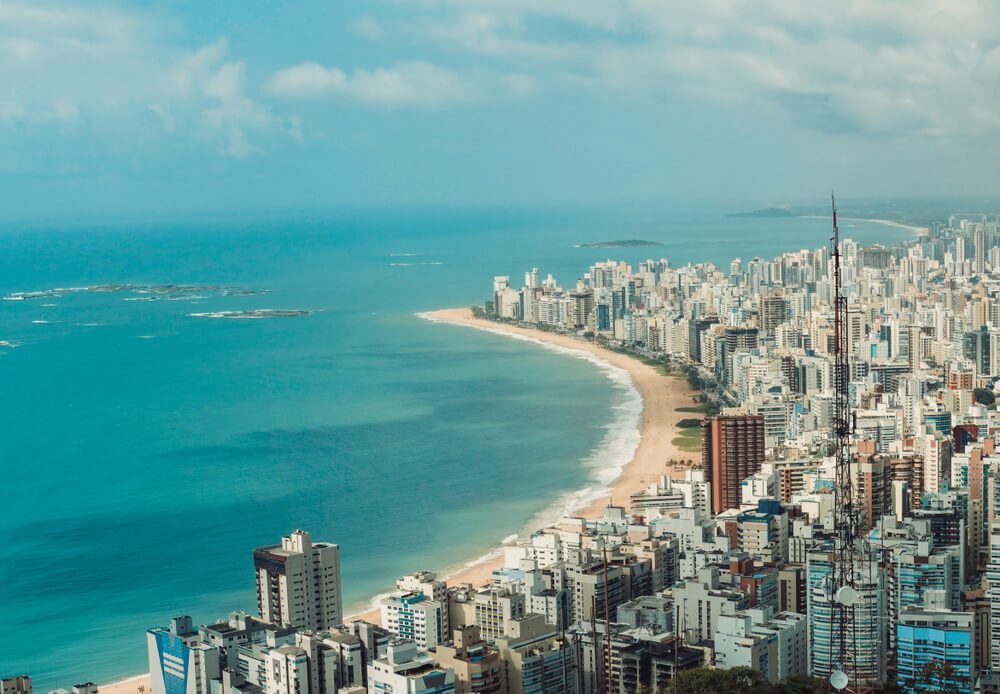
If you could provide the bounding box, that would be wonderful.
[3,0,1000,221]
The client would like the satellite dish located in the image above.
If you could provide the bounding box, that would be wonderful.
[830,670,849,690]
[836,585,859,606]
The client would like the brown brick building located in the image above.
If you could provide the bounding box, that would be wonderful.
[702,415,765,513]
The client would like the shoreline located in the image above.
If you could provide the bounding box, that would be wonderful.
[800,214,930,236]
[99,674,149,694]
[333,309,696,613]
[100,308,696,693]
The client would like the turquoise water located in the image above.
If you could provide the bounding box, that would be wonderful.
[0,206,909,687]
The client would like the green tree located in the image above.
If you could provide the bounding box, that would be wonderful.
[916,660,967,694]
[675,667,773,694]
[974,387,996,407]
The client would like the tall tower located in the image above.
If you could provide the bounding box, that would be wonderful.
[254,529,343,630]
[822,195,884,693]
[975,224,987,275]
[702,415,765,513]
[759,293,789,337]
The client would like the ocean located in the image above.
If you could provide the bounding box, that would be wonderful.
[0,205,910,687]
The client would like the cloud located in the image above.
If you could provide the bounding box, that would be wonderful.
[269,61,471,107]
[0,4,291,160]
[350,16,385,42]
[420,0,1000,139]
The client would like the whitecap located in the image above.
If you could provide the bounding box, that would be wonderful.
[413,313,644,561]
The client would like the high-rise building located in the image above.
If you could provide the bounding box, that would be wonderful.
[807,548,887,687]
[988,520,1000,669]
[759,294,789,337]
[397,571,450,635]
[688,317,720,363]
[381,592,446,649]
[253,529,343,631]
[896,607,975,694]
[702,415,765,513]
[975,224,986,275]
[964,327,991,377]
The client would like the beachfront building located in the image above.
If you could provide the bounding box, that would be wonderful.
[0,678,32,694]
[382,592,446,649]
[147,616,221,694]
[398,572,451,636]
[253,530,343,632]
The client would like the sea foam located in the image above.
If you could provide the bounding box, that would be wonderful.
[345,314,642,619]
[415,315,642,554]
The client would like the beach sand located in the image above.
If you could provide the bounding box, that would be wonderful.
[101,307,698,689]
[99,674,149,694]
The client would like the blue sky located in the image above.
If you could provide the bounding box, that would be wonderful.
[3,0,1000,220]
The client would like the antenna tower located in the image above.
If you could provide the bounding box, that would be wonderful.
[828,194,874,694]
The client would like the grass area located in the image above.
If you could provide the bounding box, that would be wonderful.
[676,404,709,414]
[676,418,702,428]
[672,426,702,452]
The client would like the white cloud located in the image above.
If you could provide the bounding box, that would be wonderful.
[350,16,385,42]
[421,0,1000,139]
[267,63,348,99]
[0,4,292,158]
[269,61,471,107]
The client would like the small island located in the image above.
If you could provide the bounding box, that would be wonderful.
[728,207,795,218]
[576,239,664,248]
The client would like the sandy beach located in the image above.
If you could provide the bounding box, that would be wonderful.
[801,214,930,236]
[99,674,149,694]
[100,307,697,692]
[341,307,697,623]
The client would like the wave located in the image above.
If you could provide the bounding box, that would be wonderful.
[416,315,642,549]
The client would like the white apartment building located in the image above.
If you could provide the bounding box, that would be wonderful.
[253,529,343,631]
[381,592,445,649]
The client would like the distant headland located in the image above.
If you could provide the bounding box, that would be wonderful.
[728,207,795,218]
[575,239,665,248]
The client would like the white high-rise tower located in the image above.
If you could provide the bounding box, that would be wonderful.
[254,529,343,631]
[975,224,986,275]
